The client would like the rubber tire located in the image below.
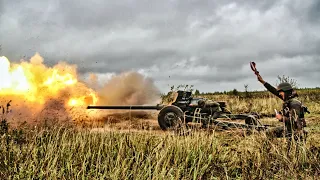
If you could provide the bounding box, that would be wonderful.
[158,105,184,131]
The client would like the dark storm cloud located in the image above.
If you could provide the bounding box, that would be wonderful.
[0,0,319,92]
[77,48,180,74]
[0,0,3,14]
[308,1,320,23]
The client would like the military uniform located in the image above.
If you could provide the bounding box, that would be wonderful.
[198,99,222,128]
[263,82,307,152]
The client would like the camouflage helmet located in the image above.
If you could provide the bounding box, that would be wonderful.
[198,99,205,107]
[277,82,293,92]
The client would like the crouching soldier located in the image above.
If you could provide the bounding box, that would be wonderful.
[256,74,308,153]
[198,99,222,128]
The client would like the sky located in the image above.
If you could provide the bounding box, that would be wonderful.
[0,0,319,93]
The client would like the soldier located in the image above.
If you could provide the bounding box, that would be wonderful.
[256,74,307,153]
[198,99,222,128]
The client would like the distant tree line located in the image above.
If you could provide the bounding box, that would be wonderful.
[162,75,319,99]
[193,75,319,97]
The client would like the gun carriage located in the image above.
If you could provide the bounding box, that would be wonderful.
[87,90,270,131]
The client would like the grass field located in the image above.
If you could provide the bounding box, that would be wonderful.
[1,88,320,179]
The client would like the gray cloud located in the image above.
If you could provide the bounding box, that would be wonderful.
[308,1,320,23]
[0,0,319,92]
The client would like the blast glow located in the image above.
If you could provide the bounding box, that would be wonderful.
[0,56,30,92]
[0,53,161,125]
[0,53,101,125]
[0,54,98,106]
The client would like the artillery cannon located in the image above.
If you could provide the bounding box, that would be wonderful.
[87,90,269,131]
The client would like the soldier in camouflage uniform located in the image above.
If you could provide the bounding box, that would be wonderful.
[198,99,222,128]
[257,74,307,153]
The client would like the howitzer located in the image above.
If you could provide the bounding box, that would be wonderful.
[87,90,270,131]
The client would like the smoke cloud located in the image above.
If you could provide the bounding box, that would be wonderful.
[1,53,162,127]
[95,71,161,106]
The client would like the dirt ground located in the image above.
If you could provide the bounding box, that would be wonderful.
[87,110,319,139]
[88,110,285,135]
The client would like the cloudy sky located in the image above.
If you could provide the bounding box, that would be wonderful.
[0,0,319,93]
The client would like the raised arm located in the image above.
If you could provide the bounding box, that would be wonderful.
[257,74,283,99]
[263,82,283,99]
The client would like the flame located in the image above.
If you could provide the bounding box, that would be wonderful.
[0,53,98,121]
[0,56,30,92]
[0,53,161,125]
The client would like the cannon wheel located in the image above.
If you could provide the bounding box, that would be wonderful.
[158,105,184,131]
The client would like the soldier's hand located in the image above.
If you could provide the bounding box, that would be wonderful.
[257,74,265,84]
[276,113,283,121]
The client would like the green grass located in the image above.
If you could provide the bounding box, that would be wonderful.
[192,90,320,115]
[1,88,320,179]
[0,122,319,179]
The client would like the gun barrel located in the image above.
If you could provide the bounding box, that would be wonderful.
[87,104,164,110]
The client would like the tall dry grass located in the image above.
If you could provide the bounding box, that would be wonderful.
[200,90,320,115]
[0,125,319,179]
[1,89,319,179]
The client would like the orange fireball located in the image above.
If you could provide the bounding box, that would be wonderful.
[0,53,98,108]
[0,53,160,125]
